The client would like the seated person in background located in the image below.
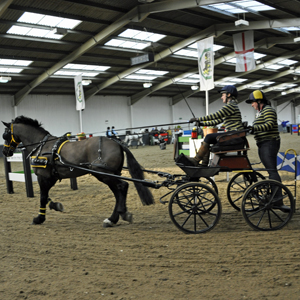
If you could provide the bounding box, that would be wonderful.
[187,85,243,167]
[106,127,111,137]
[111,126,118,137]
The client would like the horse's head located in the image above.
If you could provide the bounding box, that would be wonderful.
[2,121,20,157]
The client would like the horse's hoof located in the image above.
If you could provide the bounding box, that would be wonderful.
[55,202,64,212]
[103,218,115,228]
[32,215,45,225]
[121,212,133,224]
[49,201,64,212]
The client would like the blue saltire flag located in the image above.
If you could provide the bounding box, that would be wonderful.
[277,152,300,180]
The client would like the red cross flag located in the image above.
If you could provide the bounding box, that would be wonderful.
[233,31,255,72]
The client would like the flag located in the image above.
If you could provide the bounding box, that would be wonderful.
[74,75,85,111]
[233,31,255,72]
[277,152,300,180]
[197,36,214,91]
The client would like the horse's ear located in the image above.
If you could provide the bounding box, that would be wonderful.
[2,121,10,128]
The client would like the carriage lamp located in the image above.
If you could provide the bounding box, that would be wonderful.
[0,76,11,83]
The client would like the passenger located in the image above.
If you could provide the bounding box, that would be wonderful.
[246,90,290,212]
[187,85,243,166]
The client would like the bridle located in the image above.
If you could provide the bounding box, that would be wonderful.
[3,123,20,153]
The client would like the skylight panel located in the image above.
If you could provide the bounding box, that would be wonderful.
[281,27,300,31]
[6,12,81,40]
[104,38,149,50]
[278,59,297,66]
[264,64,285,70]
[178,78,199,84]
[17,12,81,29]
[119,29,165,42]
[203,0,275,15]
[174,44,224,58]
[136,70,168,76]
[53,64,110,77]
[0,67,23,73]
[125,74,157,81]
[0,59,32,66]
[105,29,165,51]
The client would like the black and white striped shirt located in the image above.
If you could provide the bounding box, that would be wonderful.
[199,99,243,131]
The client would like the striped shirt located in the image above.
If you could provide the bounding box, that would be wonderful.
[199,99,243,131]
[253,105,280,143]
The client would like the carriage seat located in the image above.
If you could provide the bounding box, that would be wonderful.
[210,130,249,154]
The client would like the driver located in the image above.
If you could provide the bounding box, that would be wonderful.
[186,85,243,166]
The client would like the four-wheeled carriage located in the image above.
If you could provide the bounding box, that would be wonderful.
[166,129,296,233]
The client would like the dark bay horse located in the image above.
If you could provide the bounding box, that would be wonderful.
[2,116,154,226]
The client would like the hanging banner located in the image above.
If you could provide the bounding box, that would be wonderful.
[233,31,255,72]
[197,36,214,91]
[74,75,85,111]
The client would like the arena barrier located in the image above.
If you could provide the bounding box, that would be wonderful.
[4,148,77,197]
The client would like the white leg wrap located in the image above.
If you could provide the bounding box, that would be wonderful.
[103,218,114,228]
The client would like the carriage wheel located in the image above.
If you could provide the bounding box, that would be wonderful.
[241,180,294,231]
[200,176,218,194]
[227,171,265,211]
[168,182,222,234]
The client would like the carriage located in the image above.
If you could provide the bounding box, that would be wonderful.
[2,116,296,234]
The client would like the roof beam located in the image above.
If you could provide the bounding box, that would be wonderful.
[12,0,231,105]
[13,7,149,106]
[170,37,297,104]
[0,0,13,17]
[85,25,216,101]
[86,17,300,102]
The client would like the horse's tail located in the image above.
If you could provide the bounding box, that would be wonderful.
[121,144,154,205]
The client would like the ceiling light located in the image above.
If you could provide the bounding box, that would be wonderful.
[143,82,152,88]
[235,19,249,27]
[191,85,199,90]
[0,76,11,83]
[281,91,287,95]
[294,37,300,43]
[53,28,68,35]
[82,80,92,86]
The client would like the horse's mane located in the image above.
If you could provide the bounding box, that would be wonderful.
[13,115,49,135]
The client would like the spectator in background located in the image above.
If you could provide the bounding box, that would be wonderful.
[106,127,111,137]
[281,120,289,133]
[111,126,118,137]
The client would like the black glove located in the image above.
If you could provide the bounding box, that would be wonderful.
[247,126,254,134]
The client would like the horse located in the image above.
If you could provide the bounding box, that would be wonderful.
[2,116,154,227]
[124,129,145,148]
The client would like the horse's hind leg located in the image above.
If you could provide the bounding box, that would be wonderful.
[32,176,57,225]
[98,177,131,228]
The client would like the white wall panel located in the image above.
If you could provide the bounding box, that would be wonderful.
[86,96,131,135]
[17,94,79,137]
[0,93,297,145]
[0,95,17,144]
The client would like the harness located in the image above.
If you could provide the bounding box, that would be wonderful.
[3,124,20,153]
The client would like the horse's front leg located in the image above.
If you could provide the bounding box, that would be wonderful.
[32,176,57,225]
